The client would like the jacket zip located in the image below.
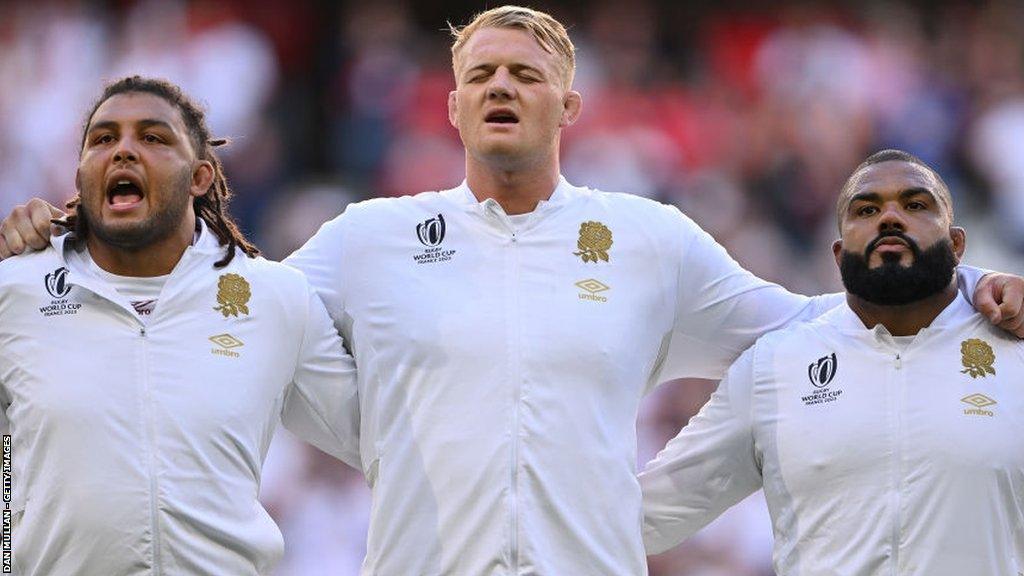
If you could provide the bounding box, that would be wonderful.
[508,228,522,573]
[139,324,164,575]
[890,351,903,575]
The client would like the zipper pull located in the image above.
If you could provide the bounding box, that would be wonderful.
[895,353,901,369]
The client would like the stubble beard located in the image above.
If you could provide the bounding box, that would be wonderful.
[78,169,193,252]
[469,133,558,174]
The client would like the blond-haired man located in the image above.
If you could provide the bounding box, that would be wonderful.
[2,6,1023,575]
[287,8,1014,574]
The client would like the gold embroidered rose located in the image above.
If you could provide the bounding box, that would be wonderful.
[574,221,613,263]
[960,338,995,378]
[214,273,252,317]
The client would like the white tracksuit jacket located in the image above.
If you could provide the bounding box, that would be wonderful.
[641,294,1024,575]
[0,223,360,575]
[284,177,852,576]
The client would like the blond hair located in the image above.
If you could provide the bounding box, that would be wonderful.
[450,5,576,87]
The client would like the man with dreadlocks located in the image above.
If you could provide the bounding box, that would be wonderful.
[0,76,360,574]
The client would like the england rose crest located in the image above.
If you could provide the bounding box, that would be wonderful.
[214,273,252,318]
[960,338,995,378]
[573,221,613,263]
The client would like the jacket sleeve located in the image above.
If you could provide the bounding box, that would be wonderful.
[659,211,841,382]
[955,265,989,306]
[281,285,361,469]
[283,213,349,334]
[640,347,762,555]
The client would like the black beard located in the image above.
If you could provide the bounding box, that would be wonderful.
[78,170,192,251]
[840,233,957,305]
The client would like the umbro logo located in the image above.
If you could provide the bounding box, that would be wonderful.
[576,278,609,303]
[210,333,244,358]
[962,393,996,417]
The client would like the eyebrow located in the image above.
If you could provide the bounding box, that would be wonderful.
[847,187,937,208]
[464,63,545,77]
[86,119,177,134]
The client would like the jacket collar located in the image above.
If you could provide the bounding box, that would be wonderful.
[440,175,581,215]
[53,219,230,317]
[54,218,222,266]
[827,291,976,340]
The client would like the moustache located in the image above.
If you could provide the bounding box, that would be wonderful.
[866,231,920,258]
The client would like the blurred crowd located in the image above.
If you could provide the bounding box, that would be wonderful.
[4,0,1024,574]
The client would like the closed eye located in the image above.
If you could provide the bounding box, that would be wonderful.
[465,67,494,83]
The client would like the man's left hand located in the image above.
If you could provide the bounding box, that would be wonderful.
[975,273,1024,337]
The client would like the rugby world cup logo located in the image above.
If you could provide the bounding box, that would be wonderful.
[416,214,446,247]
[44,267,72,298]
[808,352,838,388]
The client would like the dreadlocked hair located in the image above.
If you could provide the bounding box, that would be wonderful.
[68,75,259,268]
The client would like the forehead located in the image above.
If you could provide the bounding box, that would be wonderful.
[455,27,561,75]
[89,93,186,132]
[849,160,939,196]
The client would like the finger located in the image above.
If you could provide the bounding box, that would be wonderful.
[27,199,60,245]
[996,278,1024,337]
[47,202,65,220]
[997,279,1024,324]
[1000,313,1024,338]
[974,275,1003,324]
[0,220,25,255]
[49,222,67,237]
[19,202,52,250]
[46,200,71,237]
[0,235,10,260]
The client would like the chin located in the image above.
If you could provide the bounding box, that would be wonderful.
[478,135,522,152]
[95,223,154,246]
[472,145,528,167]
[870,253,912,269]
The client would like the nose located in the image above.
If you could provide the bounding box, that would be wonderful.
[486,68,516,100]
[112,136,139,164]
[877,203,906,233]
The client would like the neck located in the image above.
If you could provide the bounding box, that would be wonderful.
[86,214,196,277]
[465,154,561,215]
[846,281,958,336]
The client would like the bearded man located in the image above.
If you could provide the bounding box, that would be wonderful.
[0,77,359,575]
[641,149,1024,576]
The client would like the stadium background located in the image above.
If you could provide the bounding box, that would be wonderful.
[3,0,1024,573]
